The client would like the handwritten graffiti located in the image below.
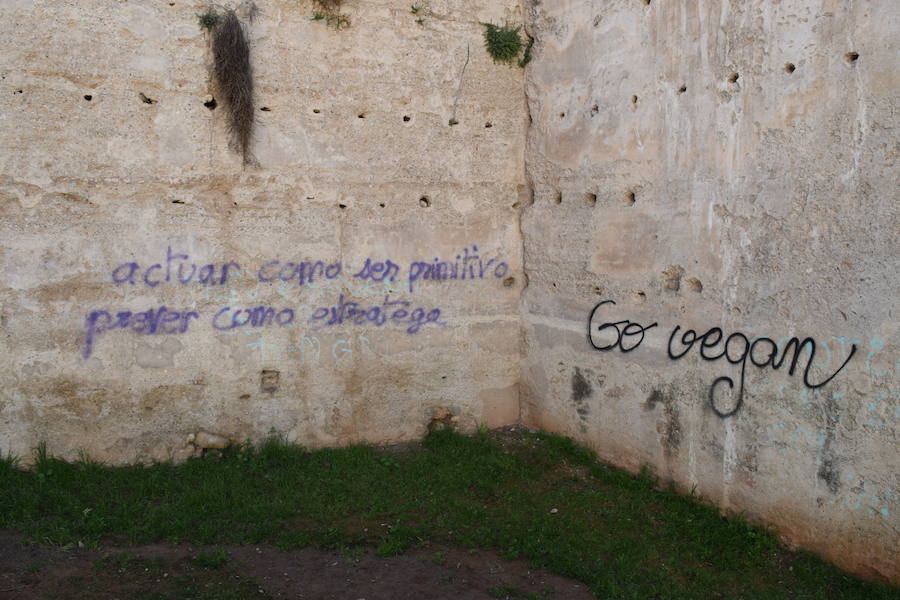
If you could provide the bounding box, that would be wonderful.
[112,247,241,287]
[588,300,857,418]
[310,294,445,334]
[212,306,296,331]
[257,260,342,285]
[588,300,657,352]
[109,245,508,293]
[83,297,444,357]
[83,306,200,358]
[407,245,509,292]
[236,332,381,367]
[354,258,401,282]
[82,243,509,359]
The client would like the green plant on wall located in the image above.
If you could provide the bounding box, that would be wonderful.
[518,35,534,67]
[197,9,221,32]
[311,0,351,30]
[480,23,533,68]
[482,23,524,65]
[312,11,351,29]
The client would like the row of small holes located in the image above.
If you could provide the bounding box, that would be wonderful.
[309,109,494,128]
[69,94,494,126]
[335,197,431,210]
[201,96,266,112]
[553,190,636,206]
[565,55,859,115]
[19,54,861,107]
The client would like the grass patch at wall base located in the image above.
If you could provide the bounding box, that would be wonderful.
[0,429,894,599]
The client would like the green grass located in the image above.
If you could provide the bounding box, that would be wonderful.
[311,10,350,30]
[197,10,220,32]
[0,429,895,599]
[192,546,228,569]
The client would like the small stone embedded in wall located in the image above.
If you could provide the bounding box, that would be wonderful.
[662,265,684,291]
[260,369,280,393]
[187,431,231,457]
[427,406,459,431]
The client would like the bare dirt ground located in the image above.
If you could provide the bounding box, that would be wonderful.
[0,531,595,600]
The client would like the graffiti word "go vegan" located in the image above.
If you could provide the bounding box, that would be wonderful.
[587,300,857,418]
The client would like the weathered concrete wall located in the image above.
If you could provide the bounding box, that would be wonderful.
[2,0,898,585]
[0,0,526,462]
[520,0,898,583]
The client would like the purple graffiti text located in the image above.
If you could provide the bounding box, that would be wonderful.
[408,245,508,292]
[212,306,296,331]
[310,294,445,334]
[112,247,240,287]
[257,260,342,286]
[354,258,400,282]
[83,306,199,358]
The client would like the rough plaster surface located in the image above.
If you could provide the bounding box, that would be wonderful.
[0,0,898,585]
[0,0,526,462]
[520,0,898,583]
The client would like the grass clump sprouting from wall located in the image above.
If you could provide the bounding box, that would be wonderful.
[313,0,343,11]
[197,9,221,32]
[210,10,255,164]
[312,0,351,30]
[199,6,255,164]
[482,23,524,65]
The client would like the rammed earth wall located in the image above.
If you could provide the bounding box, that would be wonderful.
[0,0,526,460]
[520,0,898,583]
[0,0,897,585]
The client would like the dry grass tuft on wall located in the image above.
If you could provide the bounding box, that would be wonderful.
[211,10,255,164]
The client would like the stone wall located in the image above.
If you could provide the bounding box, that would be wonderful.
[520,0,898,582]
[1,0,897,585]
[0,0,526,463]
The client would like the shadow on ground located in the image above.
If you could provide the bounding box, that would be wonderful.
[0,532,592,600]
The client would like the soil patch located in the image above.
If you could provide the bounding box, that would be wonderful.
[0,532,593,599]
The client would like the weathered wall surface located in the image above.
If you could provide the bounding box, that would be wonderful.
[0,0,526,463]
[2,0,898,585]
[520,0,898,583]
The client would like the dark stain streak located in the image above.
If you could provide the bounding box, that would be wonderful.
[572,367,594,432]
[572,367,593,404]
[817,396,841,494]
[645,389,682,458]
[644,389,664,411]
